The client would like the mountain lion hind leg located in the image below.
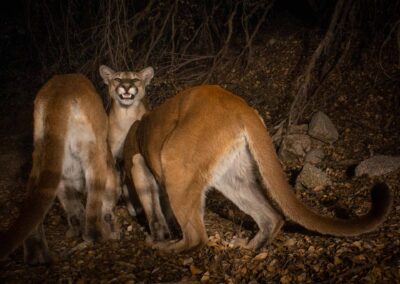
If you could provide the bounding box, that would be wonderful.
[57,181,85,239]
[23,223,53,265]
[82,147,121,242]
[151,172,208,253]
[211,141,284,250]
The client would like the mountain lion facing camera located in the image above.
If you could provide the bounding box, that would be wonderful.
[123,85,392,253]
[99,65,172,240]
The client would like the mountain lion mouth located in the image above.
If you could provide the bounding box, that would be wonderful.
[119,93,135,100]
[117,93,135,106]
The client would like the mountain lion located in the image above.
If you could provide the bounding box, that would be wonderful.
[0,74,120,264]
[123,85,392,253]
[99,65,171,240]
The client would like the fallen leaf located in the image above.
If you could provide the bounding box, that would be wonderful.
[285,238,296,247]
[190,264,202,275]
[182,257,193,266]
[280,275,291,284]
[253,252,268,261]
[201,271,210,281]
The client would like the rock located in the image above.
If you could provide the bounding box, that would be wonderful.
[355,155,400,177]
[305,149,325,165]
[308,111,338,144]
[279,134,312,164]
[297,163,331,189]
[288,124,308,135]
[268,38,277,45]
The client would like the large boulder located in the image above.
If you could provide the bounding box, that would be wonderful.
[308,111,338,144]
[355,155,400,177]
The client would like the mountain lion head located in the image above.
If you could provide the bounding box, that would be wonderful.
[100,65,154,107]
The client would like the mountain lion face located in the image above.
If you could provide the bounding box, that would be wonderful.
[100,65,153,107]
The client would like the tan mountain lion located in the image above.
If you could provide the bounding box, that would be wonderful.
[0,74,120,264]
[123,84,393,253]
[100,65,172,240]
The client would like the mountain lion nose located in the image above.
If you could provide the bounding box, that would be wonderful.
[121,83,131,92]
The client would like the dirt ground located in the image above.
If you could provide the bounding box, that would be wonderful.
[0,17,399,283]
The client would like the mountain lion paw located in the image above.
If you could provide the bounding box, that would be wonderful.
[150,221,171,241]
[24,245,55,265]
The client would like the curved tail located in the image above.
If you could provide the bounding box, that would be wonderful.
[0,137,63,260]
[244,110,392,236]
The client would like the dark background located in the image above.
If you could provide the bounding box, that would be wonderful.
[0,0,399,282]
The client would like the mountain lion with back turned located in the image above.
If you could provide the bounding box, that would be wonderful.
[122,84,393,252]
[0,74,120,264]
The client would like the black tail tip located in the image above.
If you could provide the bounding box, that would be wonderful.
[371,182,393,212]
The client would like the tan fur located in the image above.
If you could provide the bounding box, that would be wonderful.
[99,65,153,160]
[0,74,120,264]
[100,65,172,239]
[123,85,393,253]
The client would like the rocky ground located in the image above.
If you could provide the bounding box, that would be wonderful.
[0,17,399,283]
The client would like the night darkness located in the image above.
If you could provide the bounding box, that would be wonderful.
[0,0,399,282]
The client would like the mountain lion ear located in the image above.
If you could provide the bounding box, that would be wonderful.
[99,65,115,85]
[139,67,154,86]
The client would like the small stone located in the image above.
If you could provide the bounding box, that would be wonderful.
[297,163,332,189]
[279,134,311,164]
[268,38,277,45]
[288,124,308,135]
[308,111,339,144]
[304,148,325,164]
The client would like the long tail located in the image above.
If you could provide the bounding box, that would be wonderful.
[0,135,63,260]
[244,110,392,236]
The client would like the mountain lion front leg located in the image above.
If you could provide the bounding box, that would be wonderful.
[131,154,170,241]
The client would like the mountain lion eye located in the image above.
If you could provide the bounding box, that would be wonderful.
[113,78,122,83]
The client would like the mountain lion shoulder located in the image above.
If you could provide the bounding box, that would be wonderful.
[123,85,393,253]
[0,74,120,264]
